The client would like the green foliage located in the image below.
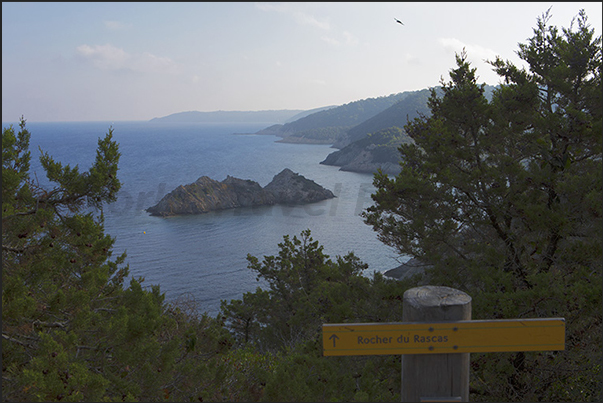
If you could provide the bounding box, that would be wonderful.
[3,117,131,401]
[363,127,413,163]
[1,120,415,402]
[221,229,369,351]
[2,119,234,402]
[2,117,32,212]
[364,9,601,402]
[221,229,419,349]
[219,229,417,401]
[260,344,401,402]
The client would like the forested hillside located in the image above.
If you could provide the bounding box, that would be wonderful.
[256,92,408,143]
[335,88,434,148]
[319,85,497,173]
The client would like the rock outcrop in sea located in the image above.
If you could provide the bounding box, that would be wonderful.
[146,168,335,217]
[320,127,410,176]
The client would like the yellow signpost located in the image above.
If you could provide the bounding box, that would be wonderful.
[322,318,565,356]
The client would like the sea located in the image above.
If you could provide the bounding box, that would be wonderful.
[3,120,407,316]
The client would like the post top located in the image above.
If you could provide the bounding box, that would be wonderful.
[404,286,472,309]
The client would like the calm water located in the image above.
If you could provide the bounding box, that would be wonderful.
[4,120,405,315]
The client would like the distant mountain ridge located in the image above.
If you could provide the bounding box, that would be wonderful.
[281,105,338,123]
[150,109,307,124]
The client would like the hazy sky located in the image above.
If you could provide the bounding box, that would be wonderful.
[2,2,602,122]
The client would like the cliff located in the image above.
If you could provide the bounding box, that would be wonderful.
[146,169,335,217]
[320,127,412,175]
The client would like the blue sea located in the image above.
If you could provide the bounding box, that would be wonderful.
[3,120,406,316]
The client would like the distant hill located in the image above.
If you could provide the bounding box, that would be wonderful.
[149,109,306,124]
[320,84,499,174]
[256,93,408,144]
[336,84,496,147]
[334,88,435,148]
[320,126,412,175]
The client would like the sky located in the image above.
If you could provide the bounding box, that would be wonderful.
[2,2,602,122]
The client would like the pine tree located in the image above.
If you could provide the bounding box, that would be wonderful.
[219,229,412,401]
[3,117,127,400]
[2,118,234,401]
[363,9,601,401]
[220,229,369,351]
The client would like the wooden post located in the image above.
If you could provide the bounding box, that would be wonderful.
[402,286,472,402]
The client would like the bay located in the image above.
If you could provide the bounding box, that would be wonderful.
[4,120,405,316]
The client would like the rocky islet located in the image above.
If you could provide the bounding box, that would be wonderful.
[146,168,335,217]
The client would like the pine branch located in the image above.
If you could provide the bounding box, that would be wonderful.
[2,333,33,347]
[2,245,27,254]
[31,319,69,329]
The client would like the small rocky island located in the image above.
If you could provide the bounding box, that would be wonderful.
[146,168,335,217]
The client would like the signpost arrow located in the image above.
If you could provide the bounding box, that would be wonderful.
[329,334,340,348]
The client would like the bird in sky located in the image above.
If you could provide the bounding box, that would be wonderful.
[394,18,404,25]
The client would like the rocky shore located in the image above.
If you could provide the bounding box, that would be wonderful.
[146,168,335,217]
[320,143,402,175]
[319,127,410,176]
[383,258,430,280]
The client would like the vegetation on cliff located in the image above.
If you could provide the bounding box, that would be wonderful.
[320,127,413,175]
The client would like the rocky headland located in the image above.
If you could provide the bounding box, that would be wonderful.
[320,127,411,176]
[146,168,335,217]
[320,142,403,176]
